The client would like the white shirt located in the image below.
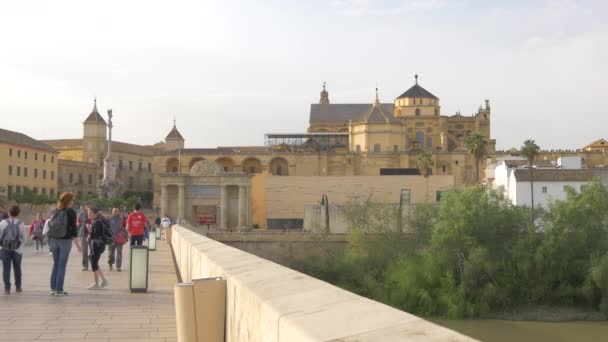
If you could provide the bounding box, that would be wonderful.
[0,218,25,254]
[161,217,172,228]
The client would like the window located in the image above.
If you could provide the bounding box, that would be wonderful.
[34,168,38,178]
[43,169,47,179]
[119,160,123,169]
[148,163,152,172]
[33,187,38,194]
[434,108,439,116]
[17,166,21,176]
[8,165,12,176]
[43,154,47,162]
[78,173,83,184]
[138,161,142,171]
[415,131,424,146]
[7,186,13,200]
[69,173,73,184]
[415,108,420,116]
[427,137,432,148]
[442,165,447,173]
[24,167,28,177]
[356,145,361,153]
[129,161,133,171]
[88,174,92,185]
[436,191,444,202]
[35,153,38,160]
[393,145,399,153]
[24,151,28,159]
[542,186,548,194]
[42,188,47,195]
[373,144,381,153]
[51,156,54,163]
[50,171,54,180]
[147,179,153,191]
[17,150,21,158]
[400,189,411,207]
[9,148,12,157]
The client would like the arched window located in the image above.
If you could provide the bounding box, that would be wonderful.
[426,137,432,148]
[416,131,424,146]
[415,108,421,116]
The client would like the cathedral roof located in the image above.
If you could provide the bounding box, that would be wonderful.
[83,99,107,124]
[310,103,395,123]
[358,89,397,123]
[396,75,438,100]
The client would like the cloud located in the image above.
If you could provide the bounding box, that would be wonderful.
[329,0,451,16]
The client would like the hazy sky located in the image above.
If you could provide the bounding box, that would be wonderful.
[1,0,606,150]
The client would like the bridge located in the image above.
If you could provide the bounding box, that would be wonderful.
[0,226,476,341]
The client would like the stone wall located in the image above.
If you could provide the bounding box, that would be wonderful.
[171,225,477,342]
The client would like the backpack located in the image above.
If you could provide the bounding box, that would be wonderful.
[101,219,113,245]
[33,220,44,239]
[0,219,22,251]
[47,209,68,239]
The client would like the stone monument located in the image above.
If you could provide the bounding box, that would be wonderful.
[97,109,123,198]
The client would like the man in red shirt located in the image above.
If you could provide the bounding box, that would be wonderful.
[126,203,147,246]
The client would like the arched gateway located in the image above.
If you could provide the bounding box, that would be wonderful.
[159,160,252,229]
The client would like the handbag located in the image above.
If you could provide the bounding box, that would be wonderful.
[114,230,128,245]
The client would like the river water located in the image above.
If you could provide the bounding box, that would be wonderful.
[434,319,608,342]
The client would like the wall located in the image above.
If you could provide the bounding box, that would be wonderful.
[514,179,590,208]
[171,225,476,342]
[263,175,453,221]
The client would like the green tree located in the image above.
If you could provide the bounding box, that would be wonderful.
[416,151,434,202]
[520,139,540,214]
[465,133,488,184]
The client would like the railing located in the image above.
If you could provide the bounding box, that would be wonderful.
[171,224,477,342]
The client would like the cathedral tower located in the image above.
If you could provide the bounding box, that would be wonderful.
[165,119,185,150]
[393,75,440,118]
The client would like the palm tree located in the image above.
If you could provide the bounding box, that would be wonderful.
[416,151,435,202]
[520,139,540,215]
[465,133,488,184]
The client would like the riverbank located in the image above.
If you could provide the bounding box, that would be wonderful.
[434,319,608,342]
[483,305,607,321]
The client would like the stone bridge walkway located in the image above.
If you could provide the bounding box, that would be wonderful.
[0,239,177,342]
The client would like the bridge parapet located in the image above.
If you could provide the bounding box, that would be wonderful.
[171,224,477,341]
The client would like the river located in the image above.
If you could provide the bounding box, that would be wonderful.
[434,319,608,342]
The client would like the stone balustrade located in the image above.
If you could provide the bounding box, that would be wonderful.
[171,225,477,341]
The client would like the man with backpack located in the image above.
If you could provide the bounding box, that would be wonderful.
[29,213,46,253]
[108,208,126,272]
[0,205,25,294]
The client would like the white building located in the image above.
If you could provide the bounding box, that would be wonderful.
[490,156,594,208]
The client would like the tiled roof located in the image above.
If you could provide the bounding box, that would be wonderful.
[84,101,106,124]
[0,128,57,153]
[504,160,555,168]
[310,103,395,124]
[358,103,398,123]
[43,139,155,156]
[396,84,439,100]
[166,126,184,140]
[514,169,594,182]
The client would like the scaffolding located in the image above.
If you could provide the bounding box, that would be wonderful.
[264,133,349,153]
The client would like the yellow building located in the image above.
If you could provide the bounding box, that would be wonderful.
[0,128,59,201]
[43,100,160,195]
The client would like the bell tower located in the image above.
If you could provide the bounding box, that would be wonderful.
[82,98,107,166]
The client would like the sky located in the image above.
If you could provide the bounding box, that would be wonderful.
[0,0,606,150]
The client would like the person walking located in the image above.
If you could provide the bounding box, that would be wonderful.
[29,213,46,253]
[48,192,82,297]
[87,207,109,290]
[78,203,92,271]
[0,205,25,294]
[126,203,147,246]
[160,214,172,240]
[107,208,126,272]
